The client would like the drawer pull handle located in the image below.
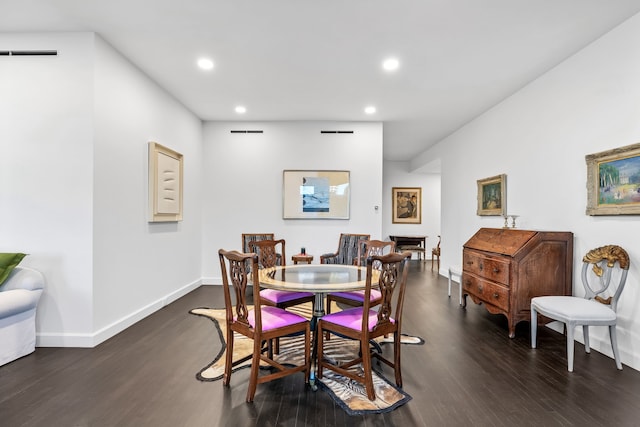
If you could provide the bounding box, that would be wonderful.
[478,285,483,292]
[479,264,484,271]
[493,268,500,273]
[466,260,474,265]
[493,293,499,299]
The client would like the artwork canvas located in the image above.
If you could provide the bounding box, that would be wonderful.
[283,170,350,219]
[477,174,506,216]
[392,187,422,224]
[149,142,183,222]
[302,177,330,212]
[586,142,640,215]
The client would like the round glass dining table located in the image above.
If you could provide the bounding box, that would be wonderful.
[258,263,380,388]
[258,263,378,319]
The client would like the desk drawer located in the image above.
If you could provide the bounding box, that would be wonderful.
[463,251,510,285]
[463,274,509,311]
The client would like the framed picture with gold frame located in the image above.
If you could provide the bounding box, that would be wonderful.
[586,142,640,215]
[477,174,506,216]
[148,142,183,222]
[392,187,422,224]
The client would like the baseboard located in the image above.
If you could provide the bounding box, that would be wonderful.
[36,279,202,348]
[201,277,222,285]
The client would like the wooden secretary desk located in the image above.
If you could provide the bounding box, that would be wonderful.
[461,228,573,338]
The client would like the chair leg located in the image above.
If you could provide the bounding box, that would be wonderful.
[447,269,452,297]
[394,331,402,387]
[361,337,375,400]
[609,325,623,370]
[530,306,538,349]
[246,337,262,402]
[317,323,325,379]
[583,325,590,354]
[566,324,575,373]
[223,328,234,386]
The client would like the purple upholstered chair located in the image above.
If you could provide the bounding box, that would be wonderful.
[249,239,314,310]
[317,251,411,401]
[326,239,395,317]
[250,239,314,354]
[219,249,310,402]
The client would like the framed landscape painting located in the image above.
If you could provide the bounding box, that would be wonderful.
[477,174,506,216]
[586,142,640,215]
[282,170,350,219]
[392,187,422,224]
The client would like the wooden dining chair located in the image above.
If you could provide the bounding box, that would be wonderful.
[320,233,370,265]
[317,251,412,401]
[249,239,314,353]
[325,239,395,317]
[249,239,315,310]
[431,235,441,271]
[218,249,310,402]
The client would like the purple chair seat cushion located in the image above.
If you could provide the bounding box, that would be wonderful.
[260,289,313,304]
[248,306,308,331]
[321,307,394,332]
[328,289,382,303]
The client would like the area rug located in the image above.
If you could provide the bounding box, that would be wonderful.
[190,304,423,415]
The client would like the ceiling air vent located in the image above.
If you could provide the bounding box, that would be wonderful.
[0,50,58,56]
[230,130,263,134]
[320,130,354,134]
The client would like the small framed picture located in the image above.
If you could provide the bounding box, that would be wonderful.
[392,187,422,224]
[477,174,506,216]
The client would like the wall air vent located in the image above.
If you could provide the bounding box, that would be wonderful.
[0,50,58,56]
[320,130,354,134]
[230,130,263,134]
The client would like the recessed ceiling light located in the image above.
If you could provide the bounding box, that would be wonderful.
[365,106,376,114]
[235,106,247,114]
[197,58,214,71]
[382,57,399,72]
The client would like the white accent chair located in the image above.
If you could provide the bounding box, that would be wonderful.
[0,266,45,366]
[531,245,629,372]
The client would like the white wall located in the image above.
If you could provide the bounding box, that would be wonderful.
[92,36,204,343]
[1,32,204,347]
[201,121,383,282]
[382,161,441,260]
[413,14,640,369]
[1,33,96,343]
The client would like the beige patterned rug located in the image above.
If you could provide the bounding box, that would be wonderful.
[190,303,423,415]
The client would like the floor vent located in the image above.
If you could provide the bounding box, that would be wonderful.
[320,130,354,134]
[230,130,263,134]
[0,50,58,56]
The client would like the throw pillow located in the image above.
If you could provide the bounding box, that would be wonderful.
[0,253,27,285]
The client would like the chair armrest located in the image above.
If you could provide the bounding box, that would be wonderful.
[0,267,45,292]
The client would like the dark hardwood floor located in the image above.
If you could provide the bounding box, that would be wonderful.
[2,261,640,426]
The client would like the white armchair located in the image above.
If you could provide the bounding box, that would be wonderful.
[0,266,45,366]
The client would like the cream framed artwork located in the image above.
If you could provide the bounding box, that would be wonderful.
[148,142,183,222]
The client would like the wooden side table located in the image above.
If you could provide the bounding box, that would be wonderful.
[291,254,313,264]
